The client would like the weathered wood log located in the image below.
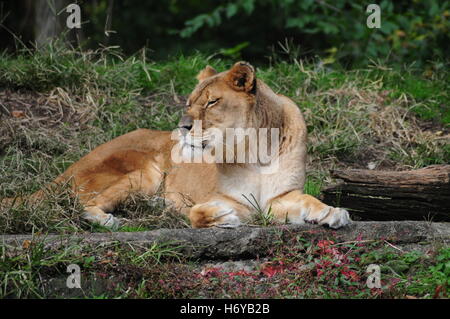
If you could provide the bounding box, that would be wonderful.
[321,165,450,221]
[1,221,449,260]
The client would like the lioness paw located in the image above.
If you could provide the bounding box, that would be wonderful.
[319,207,351,229]
[101,213,121,230]
[303,206,351,229]
[301,204,352,229]
[82,207,121,230]
[190,202,241,228]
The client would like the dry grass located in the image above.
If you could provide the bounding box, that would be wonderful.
[0,89,108,197]
[305,86,448,171]
[114,193,191,230]
[0,184,85,234]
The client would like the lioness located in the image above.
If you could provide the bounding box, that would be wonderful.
[5,62,351,230]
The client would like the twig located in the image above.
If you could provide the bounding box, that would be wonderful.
[384,240,404,252]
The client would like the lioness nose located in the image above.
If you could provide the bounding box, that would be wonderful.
[178,115,193,131]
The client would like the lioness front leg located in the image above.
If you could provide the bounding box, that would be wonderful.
[270,190,351,229]
[189,196,251,228]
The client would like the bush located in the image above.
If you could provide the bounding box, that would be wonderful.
[2,1,448,67]
[178,0,450,67]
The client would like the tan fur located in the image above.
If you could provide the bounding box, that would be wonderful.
[4,62,351,229]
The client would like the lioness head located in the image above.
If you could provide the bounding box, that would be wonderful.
[178,62,257,152]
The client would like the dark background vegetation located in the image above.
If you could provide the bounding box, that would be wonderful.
[1,0,449,67]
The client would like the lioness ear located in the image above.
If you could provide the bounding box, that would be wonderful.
[196,65,218,83]
[225,61,255,92]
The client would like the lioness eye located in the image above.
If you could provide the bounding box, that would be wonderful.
[206,98,220,107]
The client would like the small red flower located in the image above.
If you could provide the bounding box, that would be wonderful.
[317,240,335,249]
[261,265,284,278]
[226,270,252,277]
[341,269,360,282]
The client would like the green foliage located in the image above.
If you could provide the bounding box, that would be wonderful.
[406,247,450,298]
[382,68,450,123]
[0,241,184,298]
[243,194,276,226]
[0,42,143,93]
[179,0,256,38]
[360,246,449,298]
[129,242,183,267]
[3,1,447,66]
[304,176,323,198]
[178,0,450,67]
[142,54,228,95]
[0,240,86,298]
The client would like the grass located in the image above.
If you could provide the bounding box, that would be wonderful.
[1,234,447,298]
[0,240,184,298]
[1,44,448,233]
[243,194,276,227]
[258,61,449,169]
[0,43,448,298]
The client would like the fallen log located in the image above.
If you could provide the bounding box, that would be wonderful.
[321,165,450,221]
[1,221,449,260]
